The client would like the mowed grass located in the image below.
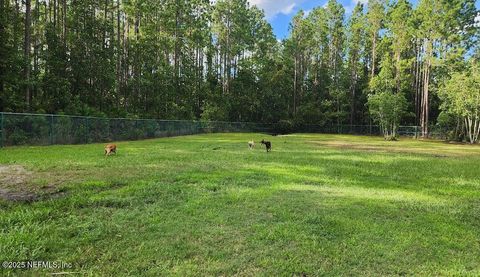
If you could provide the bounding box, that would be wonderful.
[1,133,480,276]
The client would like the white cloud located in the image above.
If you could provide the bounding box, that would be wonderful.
[345,0,368,14]
[281,3,297,14]
[248,0,306,19]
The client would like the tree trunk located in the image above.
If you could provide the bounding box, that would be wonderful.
[413,40,421,126]
[62,0,66,45]
[0,0,4,106]
[32,0,39,100]
[102,0,108,50]
[293,55,297,117]
[420,39,431,138]
[424,57,430,138]
[465,117,473,144]
[53,0,57,29]
[371,32,377,78]
[116,0,121,109]
[24,0,31,110]
[174,3,180,100]
[395,50,401,93]
[123,12,129,109]
[473,117,479,143]
[350,53,357,125]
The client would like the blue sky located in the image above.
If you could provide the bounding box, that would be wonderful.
[248,0,480,39]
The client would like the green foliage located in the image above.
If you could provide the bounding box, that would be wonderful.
[201,102,229,122]
[369,53,396,94]
[368,92,408,140]
[273,119,295,134]
[435,111,464,141]
[0,0,478,138]
[439,62,480,143]
[368,55,407,140]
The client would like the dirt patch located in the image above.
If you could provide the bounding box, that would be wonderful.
[0,188,37,202]
[0,165,63,202]
[307,140,457,157]
[309,141,396,152]
[0,164,32,183]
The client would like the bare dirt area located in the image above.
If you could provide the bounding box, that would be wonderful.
[0,165,63,202]
[308,139,479,157]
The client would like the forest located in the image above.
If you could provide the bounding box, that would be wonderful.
[0,0,479,140]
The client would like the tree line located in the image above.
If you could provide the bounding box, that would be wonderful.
[0,0,479,141]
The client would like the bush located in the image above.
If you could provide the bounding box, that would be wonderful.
[368,92,407,140]
[9,130,28,145]
[274,120,295,134]
[435,112,463,141]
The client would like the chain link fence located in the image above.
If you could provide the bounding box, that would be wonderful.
[0,112,423,147]
[0,113,274,147]
[297,124,422,137]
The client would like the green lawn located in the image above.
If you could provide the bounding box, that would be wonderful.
[1,133,480,276]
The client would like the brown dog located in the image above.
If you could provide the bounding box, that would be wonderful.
[105,144,117,156]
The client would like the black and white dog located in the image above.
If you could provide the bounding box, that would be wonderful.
[260,139,271,152]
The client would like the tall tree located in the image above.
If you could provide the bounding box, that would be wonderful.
[346,3,366,124]
[387,0,413,94]
[325,0,346,125]
[367,0,385,78]
[0,0,478,140]
[414,0,477,137]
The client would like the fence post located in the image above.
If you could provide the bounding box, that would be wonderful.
[49,114,54,145]
[0,113,4,148]
[135,119,138,139]
[85,117,89,144]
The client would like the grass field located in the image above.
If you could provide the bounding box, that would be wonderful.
[1,133,480,276]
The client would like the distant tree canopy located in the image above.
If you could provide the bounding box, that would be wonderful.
[0,0,478,140]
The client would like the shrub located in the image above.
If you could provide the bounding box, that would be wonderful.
[274,120,295,134]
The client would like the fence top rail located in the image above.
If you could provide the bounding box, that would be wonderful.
[0,112,274,125]
[0,112,421,130]
[302,124,378,127]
